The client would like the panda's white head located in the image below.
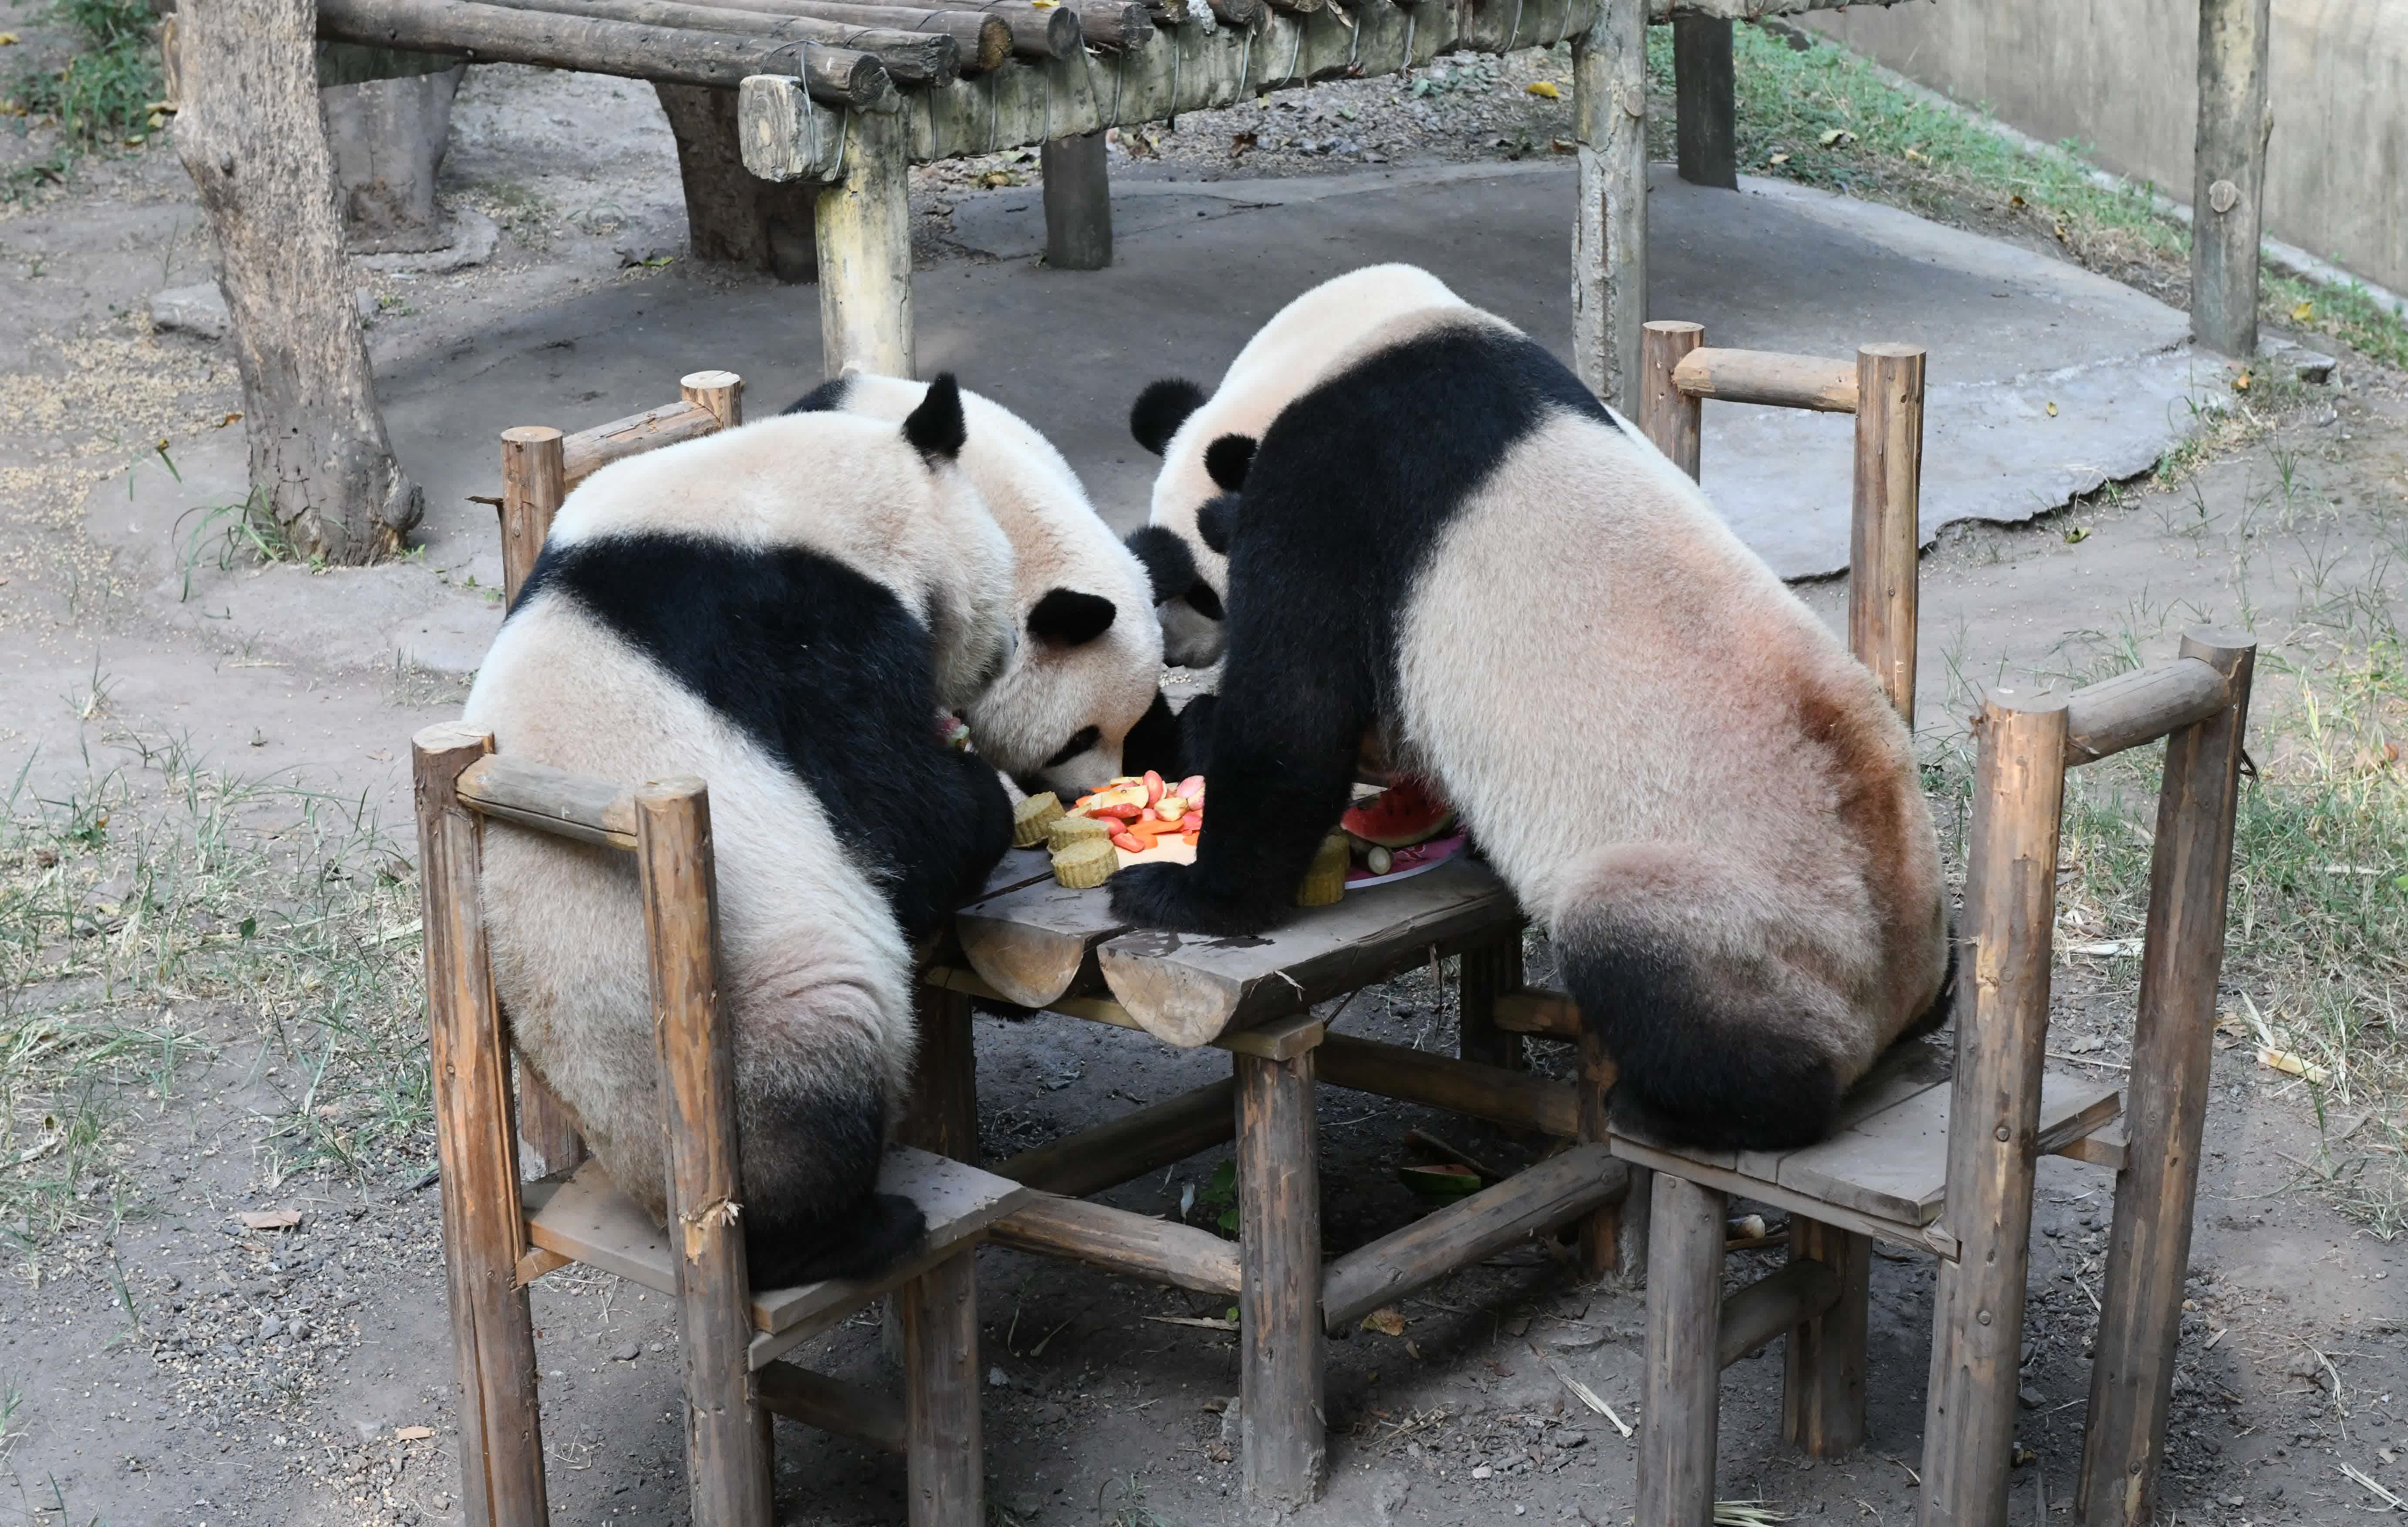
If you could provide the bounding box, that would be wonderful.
[1123,263,1471,667]
[550,375,1016,713]
[785,373,1179,799]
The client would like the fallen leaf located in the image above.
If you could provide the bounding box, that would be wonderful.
[240,1209,302,1230]
[1904,147,1930,164]
[2291,299,2315,323]
[1362,1307,1407,1337]
[1524,80,1559,99]
[0,31,18,43]
[2009,193,2026,208]
[394,1426,435,1442]
[1405,1340,1423,1359]
[2045,400,2059,417]
[218,412,243,427]
[2062,526,2090,544]
[2256,1047,2329,1084]
[2234,371,2253,392]
[1230,130,1257,153]
[1817,128,1855,148]
[2067,938,2139,956]
[1552,139,1576,154]
[1767,152,1789,166]
[1145,1315,1238,1332]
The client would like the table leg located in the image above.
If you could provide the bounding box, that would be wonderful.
[902,1249,984,1527]
[1237,1047,1325,1514]
[1782,1216,1869,1456]
[902,980,979,1163]
[1637,1171,1724,1527]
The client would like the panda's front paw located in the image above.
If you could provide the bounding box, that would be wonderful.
[1108,862,1281,936]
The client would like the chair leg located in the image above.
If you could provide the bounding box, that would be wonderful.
[1638,1172,1724,1527]
[902,1250,983,1527]
[1457,937,1526,1073]
[1782,1216,1870,1456]
[1574,1026,1647,1283]
[1237,1047,1326,1515]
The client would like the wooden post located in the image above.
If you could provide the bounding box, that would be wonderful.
[1040,130,1112,271]
[173,0,423,564]
[2076,632,2256,1527]
[1570,0,1646,410]
[1851,344,1924,726]
[680,368,747,429]
[1918,693,2068,1527]
[413,723,549,1527]
[1782,1216,1870,1455]
[656,82,822,280]
[1571,1024,1636,1281]
[1671,14,1735,190]
[1237,1047,1325,1514]
[497,426,565,603]
[1637,1171,1724,1527]
[901,981,980,1162]
[1456,937,1525,1074]
[900,1250,984,1527]
[2189,0,2273,358]
[816,105,915,379]
[1640,320,1705,480]
[635,779,773,1527]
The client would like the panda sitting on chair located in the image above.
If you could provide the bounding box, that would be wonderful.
[1112,267,1952,1155]
[465,378,1013,1290]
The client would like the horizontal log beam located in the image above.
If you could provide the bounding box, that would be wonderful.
[1322,1143,1625,1331]
[755,1361,906,1452]
[703,0,1011,71]
[562,399,723,488]
[455,754,636,849]
[477,0,960,82]
[737,72,851,182]
[316,0,899,108]
[1671,347,1859,412]
[2060,655,2237,767]
[1493,989,1582,1041]
[935,0,1083,57]
[1716,1258,1840,1368]
[990,1193,1242,1294]
[1073,0,1153,47]
[1318,1034,1580,1137]
[993,1080,1235,1198]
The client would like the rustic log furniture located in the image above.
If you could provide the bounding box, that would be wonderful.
[1608,321,2259,1527]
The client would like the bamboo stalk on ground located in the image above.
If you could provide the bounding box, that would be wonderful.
[473,0,961,81]
[315,0,898,106]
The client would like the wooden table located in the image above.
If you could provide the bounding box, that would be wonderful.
[912,845,1634,1515]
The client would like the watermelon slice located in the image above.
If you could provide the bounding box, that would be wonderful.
[1342,776,1456,849]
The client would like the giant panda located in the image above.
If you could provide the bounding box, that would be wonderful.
[784,373,1200,795]
[1122,264,1469,669]
[1107,288,1951,1154]
[462,378,1017,1287]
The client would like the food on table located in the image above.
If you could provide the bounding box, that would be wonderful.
[1050,835,1117,889]
[1295,832,1350,907]
[1012,791,1064,847]
[1341,776,1456,849]
[1046,814,1110,853]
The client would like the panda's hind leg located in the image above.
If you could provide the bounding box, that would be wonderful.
[1554,845,1855,1153]
[734,1050,927,1288]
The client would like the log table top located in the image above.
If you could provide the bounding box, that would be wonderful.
[950,851,1524,1048]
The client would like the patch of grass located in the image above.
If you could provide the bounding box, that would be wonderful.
[173,491,316,599]
[1660,23,2408,372]
[0,734,430,1259]
[7,0,162,148]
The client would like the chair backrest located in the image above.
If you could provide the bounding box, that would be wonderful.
[491,369,746,603]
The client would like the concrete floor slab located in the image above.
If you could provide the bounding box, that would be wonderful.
[373,159,2227,591]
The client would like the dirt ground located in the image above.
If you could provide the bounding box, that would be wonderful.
[0,35,2405,1527]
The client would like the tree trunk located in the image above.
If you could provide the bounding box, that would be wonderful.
[174,0,423,564]
[654,82,819,281]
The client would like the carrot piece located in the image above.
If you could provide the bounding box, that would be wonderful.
[1181,831,1200,846]
[1111,832,1144,853]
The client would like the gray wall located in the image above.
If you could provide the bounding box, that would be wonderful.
[1805,0,2407,297]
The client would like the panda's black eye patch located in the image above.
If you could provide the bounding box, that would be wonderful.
[1028,587,1117,646]
[1044,726,1102,767]
[1196,493,1241,556]
[1203,433,1256,492]
[1184,580,1224,621]
[1124,525,1198,604]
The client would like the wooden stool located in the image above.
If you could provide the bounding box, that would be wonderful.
[413,726,1031,1527]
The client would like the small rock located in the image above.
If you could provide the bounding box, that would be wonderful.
[1218,1396,1243,1445]
[1470,1464,1492,1480]
[150,284,230,339]
[2291,351,2337,384]
[1028,1401,1068,1426]
[612,1343,640,1362]
[988,1366,1011,1388]
[259,1315,284,1340]
[2019,1386,2044,1409]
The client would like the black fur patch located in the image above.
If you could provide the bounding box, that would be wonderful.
[740,1082,926,1287]
[779,376,852,415]
[1900,928,1960,1042]
[1562,936,1842,1152]
[1183,579,1224,622]
[1043,724,1102,768]
[1027,587,1117,646]
[903,373,967,460]
[1108,320,1608,934]
[1195,493,1242,557]
[1123,525,1198,603]
[1130,378,1207,455]
[519,532,1011,938]
[1203,432,1257,491]
[1119,689,1185,780]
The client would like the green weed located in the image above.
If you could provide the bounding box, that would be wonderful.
[7,0,161,148]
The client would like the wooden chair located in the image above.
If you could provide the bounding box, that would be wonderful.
[419,368,1033,1527]
[1606,321,2257,1527]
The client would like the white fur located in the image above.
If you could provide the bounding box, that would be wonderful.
[820,375,1166,795]
[1146,264,1469,665]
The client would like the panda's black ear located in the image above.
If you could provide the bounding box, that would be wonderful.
[1202,433,1256,492]
[1123,525,1197,604]
[1195,493,1242,556]
[1130,379,1207,456]
[781,377,849,415]
[903,374,967,461]
[1027,587,1118,647]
